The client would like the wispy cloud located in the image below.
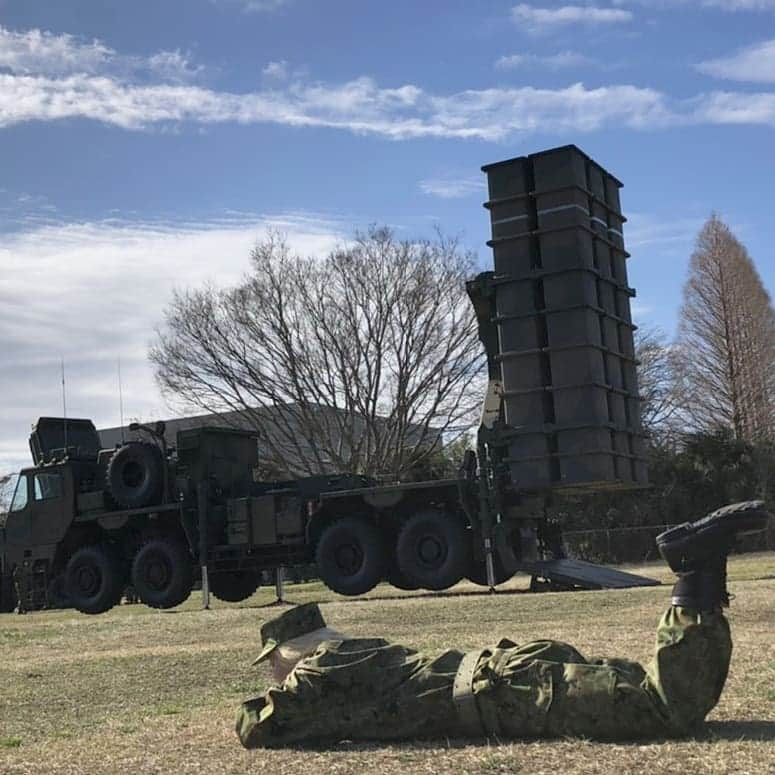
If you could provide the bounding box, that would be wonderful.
[613,0,775,9]
[691,89,775,124]
[262,59,289,80]
[700,0,775,6]
[212,0,294,13]
[418,177,486,199]
[511,4,633,33]
[624,211,706,250]
[696,39,775,83]
[0,212,345,472]
[495,51,595,70]
[1,25,775,138]
[0,26,201,81]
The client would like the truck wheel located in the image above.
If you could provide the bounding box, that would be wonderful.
[465,556,515,586]
[209,571,260,603]
[47,574,70,609]
[396,510,470,591]
[131,538,193,609]
[316,518,386,596]
[0,575,18,613]
[385,565,420,591]
[466,524,521,586]
[106,442,164,509]
[65,545,124,615]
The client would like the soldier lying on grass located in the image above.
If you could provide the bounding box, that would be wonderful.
[236,501,770,747]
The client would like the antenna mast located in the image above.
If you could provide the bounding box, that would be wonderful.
[61,356,68,450]
[118,356,126,443]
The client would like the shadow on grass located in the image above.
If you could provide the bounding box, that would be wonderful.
[702,720,775,741]
[246,721,775,752]
[241,587,533,610]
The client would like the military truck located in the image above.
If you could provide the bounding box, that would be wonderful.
[0,144,658,615]
[0,417,382,613]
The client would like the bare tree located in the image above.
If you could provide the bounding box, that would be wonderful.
[151,227,485,478]
[0,473,16,516]
[634,326,685,444]
[676,215,775,443]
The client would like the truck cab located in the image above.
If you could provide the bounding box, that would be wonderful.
[4,465,77,548]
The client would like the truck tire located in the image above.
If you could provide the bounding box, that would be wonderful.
[396,510,470,591]
[106,442,164,509]
[466,523,521,586]
[0,574,18,613]
[316,518,386,596]
[131,538,193,609]
[209,571,259,603]
[465,556,516,586]
[65,544,125,615]
[385,565,420,591]
[47,574,70,609]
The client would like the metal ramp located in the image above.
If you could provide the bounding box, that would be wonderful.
[517,558,660,591]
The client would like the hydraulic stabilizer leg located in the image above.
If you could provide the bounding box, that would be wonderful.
[477,440,497,592]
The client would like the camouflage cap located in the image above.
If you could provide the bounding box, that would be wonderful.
[251,602,327,665]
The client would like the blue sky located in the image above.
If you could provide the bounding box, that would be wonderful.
[1,0,774,473]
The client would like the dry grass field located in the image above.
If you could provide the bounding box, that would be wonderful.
[1,553,773,775]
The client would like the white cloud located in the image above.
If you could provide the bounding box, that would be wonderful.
[624,212,706,250]
[0,67,677,137]
[692,89,775,124]
[145,50,204,82]
[495,51,595,70]
[511,4,632,32]
[697,0,775,7]
[418,177,486,199]
[0,26,201,82]
[213,0,294,13]
[1,25,775,139]
[696,39,775,83]
[0,26,112,76]
[0,213,345,473]
[262,59,289,80]
[614,0,775,9]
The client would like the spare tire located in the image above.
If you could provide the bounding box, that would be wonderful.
[209,571,260,603]
[106,442,164,509]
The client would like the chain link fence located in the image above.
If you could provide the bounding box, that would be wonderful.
[562,522,775,565]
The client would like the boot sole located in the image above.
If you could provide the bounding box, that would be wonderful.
[657,501,770,573]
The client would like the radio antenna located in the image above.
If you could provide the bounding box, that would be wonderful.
[61,356,68,450]
[118,356,126,443]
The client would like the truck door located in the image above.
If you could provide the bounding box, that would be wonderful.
[3,468,72,546]
[30,469,71,544]
[4,473,32,545]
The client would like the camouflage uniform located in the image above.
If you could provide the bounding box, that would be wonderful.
[236,605,731,747]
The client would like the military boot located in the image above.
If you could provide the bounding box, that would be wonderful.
[656,501,770,609]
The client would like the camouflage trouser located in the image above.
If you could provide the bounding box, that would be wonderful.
[236,606,731,747]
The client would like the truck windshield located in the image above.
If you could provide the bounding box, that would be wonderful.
[9,474,29,512]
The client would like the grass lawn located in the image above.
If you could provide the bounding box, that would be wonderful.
[1,553,774,774]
